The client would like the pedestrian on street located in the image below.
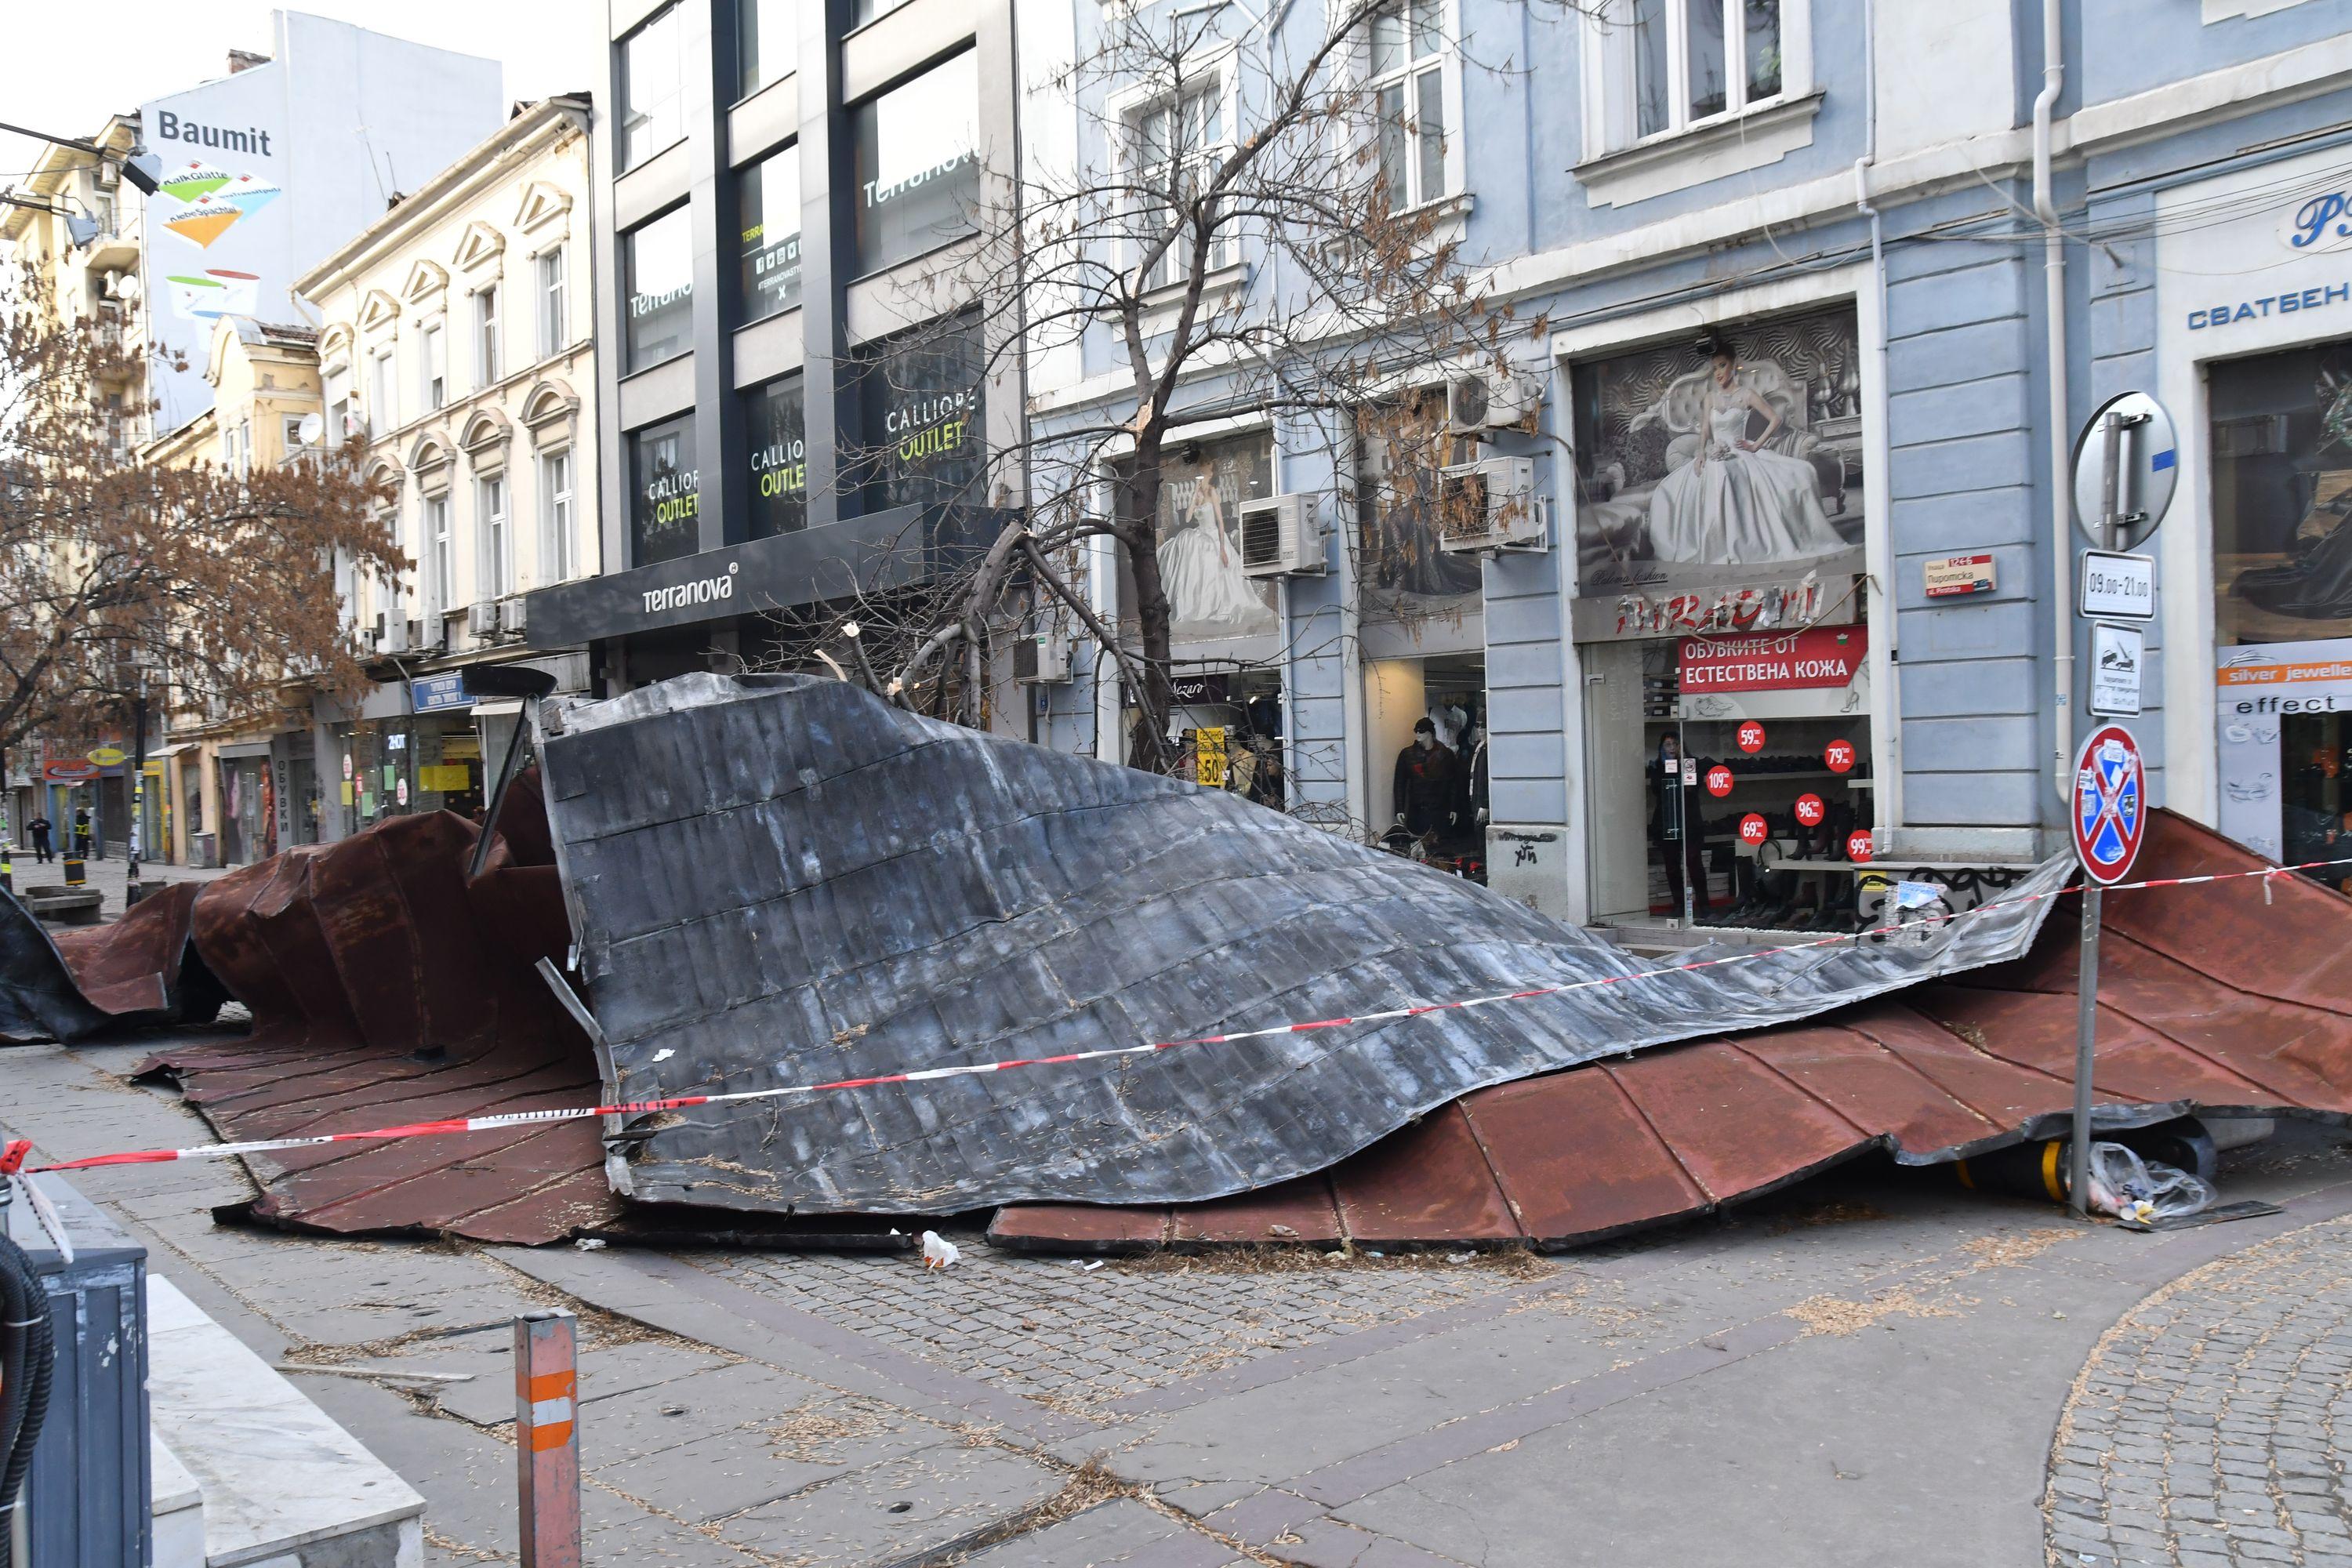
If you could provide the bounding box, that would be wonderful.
[27,814,52,863]
[72,804,93,859]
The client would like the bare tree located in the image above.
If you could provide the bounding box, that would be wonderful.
[0,262,403,766]
[820,0,1561,771]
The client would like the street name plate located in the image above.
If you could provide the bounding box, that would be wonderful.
[2079,550,2155,620]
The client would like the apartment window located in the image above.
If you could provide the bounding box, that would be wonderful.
[739,147,803,322]
[1369,1,1450,211]
[1123,77,1228,293]
[426,492,454,615]
[537,246,568,355]
[851,50,979,275]
[475,285,500,386]
[423,321,447,410]
[630,414,699,566]
[283,414,308,456]
[480,474,510,599]
[619,5,685,171]
[370,349,397,434]
[1623,0,1783,143]
[328,395,350,447]
[541,448,576,581]
[624,208,694,371]
[854,0,911,20]
[740,0,799,98]
[850,315,982,515]
[745,376,806,537]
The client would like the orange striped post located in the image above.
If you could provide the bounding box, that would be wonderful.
[514,1308,582,1566]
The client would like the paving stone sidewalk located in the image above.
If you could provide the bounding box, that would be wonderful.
[2046,1206,2352,1568]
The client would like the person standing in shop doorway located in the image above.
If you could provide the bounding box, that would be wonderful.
[1653,735,1708,920]
[1393,717,1461,838]
[26,812,52,864]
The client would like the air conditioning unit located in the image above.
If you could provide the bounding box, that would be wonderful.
[1239,492,1324,578]
[1436,456,1545,554]
[383,615,411,654]
[410,616,446,653]
[368,612,387,650]
[500,597,529,635]
[1014,633,1071,685]
[1445,369,1543,434]
[466,601,499,638]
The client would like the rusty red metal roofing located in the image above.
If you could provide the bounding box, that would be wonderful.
[133,781,615,1245]
[992,811,2352,1253]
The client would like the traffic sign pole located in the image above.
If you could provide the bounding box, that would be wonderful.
[2071,884,2101,1219]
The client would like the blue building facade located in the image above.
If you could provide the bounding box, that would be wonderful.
[1014,0,2352,934]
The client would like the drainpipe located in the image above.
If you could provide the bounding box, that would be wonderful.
[2032,0,2071,803]
[1853,0,1900,848]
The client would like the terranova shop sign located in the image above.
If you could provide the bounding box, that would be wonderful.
[2213,638,2352,865]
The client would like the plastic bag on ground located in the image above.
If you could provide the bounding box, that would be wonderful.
[2085,1141,2217,1225]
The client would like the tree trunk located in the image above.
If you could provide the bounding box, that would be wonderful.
[1120,441,1178,773]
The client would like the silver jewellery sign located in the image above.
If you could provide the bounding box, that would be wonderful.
[641,560,739,615]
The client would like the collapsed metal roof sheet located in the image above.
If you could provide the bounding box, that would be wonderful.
[992,809,2352,1250]
[538,673,2069,1217]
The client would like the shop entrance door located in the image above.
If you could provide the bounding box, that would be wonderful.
[1581,641,1650,921]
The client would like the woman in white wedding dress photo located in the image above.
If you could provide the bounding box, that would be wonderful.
[1646,348,1849,566]
[1156,476,1276,635]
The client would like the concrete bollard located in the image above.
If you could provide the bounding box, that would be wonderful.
[514,1308,583,1566]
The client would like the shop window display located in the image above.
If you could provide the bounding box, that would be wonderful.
[848,316,982,515]
[2211,337,2352,644]
[1638,620,1879,932]
[1355,394,1483,617]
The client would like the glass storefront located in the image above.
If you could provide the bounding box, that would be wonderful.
[2209,339,2352,646]
[851,50,978,275]
[630,413,700,565]
[851,316,982,514]
[623,207,694,371]
[746,376,808,537]
[740,149,804,322]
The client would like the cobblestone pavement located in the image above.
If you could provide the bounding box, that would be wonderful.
[2046,1210,2352,1568]
[8,847,233,922]
[709,1242,1541,1414]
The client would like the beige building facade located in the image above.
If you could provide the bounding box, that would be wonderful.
[295,95,598,839]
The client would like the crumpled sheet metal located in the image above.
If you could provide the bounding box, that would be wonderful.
[131,786,614,1244]
[991,810,2352,1251]
[538,673,2068,1218]
[0,881,211,1043]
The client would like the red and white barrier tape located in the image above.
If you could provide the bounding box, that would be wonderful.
[8,853,2348,1177]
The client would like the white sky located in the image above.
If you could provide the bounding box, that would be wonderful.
[1,2,599,193]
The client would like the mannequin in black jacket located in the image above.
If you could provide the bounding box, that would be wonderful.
[1392,718,1461,836]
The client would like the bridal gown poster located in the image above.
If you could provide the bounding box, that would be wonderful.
[1570,307,1868,597]
[1151,433,1278,641]
[1357,394,1483,617]
[2209,336,2352,648]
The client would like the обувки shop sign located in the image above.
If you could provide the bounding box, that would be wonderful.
[1678,624,1869,694]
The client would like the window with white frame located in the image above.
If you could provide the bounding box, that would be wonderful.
[1367,0,1452,212]
[283,414,307,456]
[541,448,575,582]
[423,321,447,411]
[1121,71,1230,295]
[480,474,510,600]
[537,247,567,357]
[370,349,397,435]
[425,491,453,615]
[1591,0,1794,154]
[475,285,500,387]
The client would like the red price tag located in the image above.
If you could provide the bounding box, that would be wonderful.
[1705,764,1734,797]
[1846,829,1874,863]
[1737,813,1769,847]
[1824,739,1857,775]
[1795,793,1825,826]
[1736,720,1766,754]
